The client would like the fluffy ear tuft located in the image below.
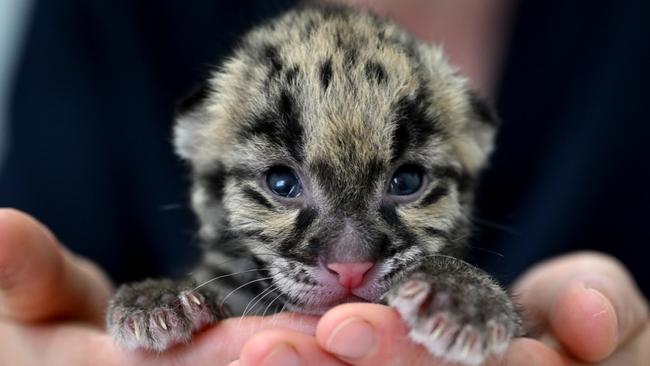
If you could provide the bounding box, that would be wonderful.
[453,91,500,174]
[173,115,201,162]
[173,83,212,161]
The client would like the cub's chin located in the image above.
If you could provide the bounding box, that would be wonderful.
[286,294,372,315]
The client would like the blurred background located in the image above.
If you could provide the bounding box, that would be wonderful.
[0,0,648,296]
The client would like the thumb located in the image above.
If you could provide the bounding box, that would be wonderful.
[0,208,112,324]
[513,251,649,362]
[316,303,435,366]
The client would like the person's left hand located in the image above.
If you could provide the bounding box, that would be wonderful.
[232,252,649,365]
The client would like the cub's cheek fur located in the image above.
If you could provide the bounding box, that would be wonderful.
[107,5,522,366]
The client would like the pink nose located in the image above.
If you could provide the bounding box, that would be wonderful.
[326,262,375,289]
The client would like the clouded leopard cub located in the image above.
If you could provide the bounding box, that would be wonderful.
[107,5,522,366]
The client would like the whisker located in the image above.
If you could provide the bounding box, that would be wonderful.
[450,233,471,243]
[220,276,273,308]
[191,268,262,292]
[271,303,288,326]
[238,285,279,329]
[471,216,520,236]
[262,290,283,317]
[159,203,185,211]
[465,244,504,258]
[242,284,277,317]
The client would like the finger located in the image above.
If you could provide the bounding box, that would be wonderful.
[1,312,320,366]
[501,338,572,366]
[185,312,320,364]
[139,313,319,365]
[239,327,350,366]
[316,303,436,366]
[0,208,113,324]
[130,313,320,365]
[513,251,649,362]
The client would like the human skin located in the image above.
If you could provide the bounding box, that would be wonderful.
[2,208,648,366]
[233,253,650,366]
[0,209,319,366]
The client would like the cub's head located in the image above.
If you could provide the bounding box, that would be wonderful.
[175,7,498,314]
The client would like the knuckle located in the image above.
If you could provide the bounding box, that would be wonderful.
[0,214,33,292]
[0,209,62,296]
[569,250,629,275]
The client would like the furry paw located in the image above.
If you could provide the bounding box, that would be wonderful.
[106,279,227,351]
[387,272,520,366]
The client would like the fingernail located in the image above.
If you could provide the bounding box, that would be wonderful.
[586,287,619,343]
[260,344,301,366]
[326,317,376,359]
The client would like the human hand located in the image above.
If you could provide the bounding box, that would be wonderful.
[0,209,318,365]
[234,252,649,365]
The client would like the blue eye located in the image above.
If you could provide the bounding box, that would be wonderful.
[266,166,302,198]
[388,166,423,196]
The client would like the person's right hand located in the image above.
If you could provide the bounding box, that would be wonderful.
[0,208,319,366]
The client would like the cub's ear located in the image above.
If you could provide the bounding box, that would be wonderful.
[173,82,212,162]
[453,90,500,175]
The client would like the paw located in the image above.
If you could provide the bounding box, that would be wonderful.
[106,279,227,351]
[387,273,520,366]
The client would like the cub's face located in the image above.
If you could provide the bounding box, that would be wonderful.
[175,8,497,314]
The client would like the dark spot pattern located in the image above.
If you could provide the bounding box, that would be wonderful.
[378,203,400,227]
[423,227,449,240]
[279,208,318,256]
[305,237,321,258]
[468,90,500,127]
[199,165,228,201]
[378,234,396,257]
[457,171,475,193]
[241,90,304,162]
[293,208,317,235]
[364,159,386,188]
[263,45,283,78]
[390,87,441,161]
[309,159,340,197]
[364,60,386,83]
[419,185,449,207]
[378,204,418,251]
[433,165,462,183]
[242,187,275,210]
[285,65,299,83]
[391,118,411,162]
[277,90,304,161]
[431,165,474,193]
[320,57,333,90]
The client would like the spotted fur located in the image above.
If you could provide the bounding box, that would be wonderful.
[107,6,521,365]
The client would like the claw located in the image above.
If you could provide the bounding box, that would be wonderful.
[133,323,141,340]
[188,293,202,305]
[461,341,471,358]
[157,315,168,330]
[430,324,444,341]
[489,323,504,344]
[399,280,426,298]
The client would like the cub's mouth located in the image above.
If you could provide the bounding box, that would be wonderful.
[277,260,390,315]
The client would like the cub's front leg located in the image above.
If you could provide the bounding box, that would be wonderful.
[106,279,229,351]
[386,256,522,366]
